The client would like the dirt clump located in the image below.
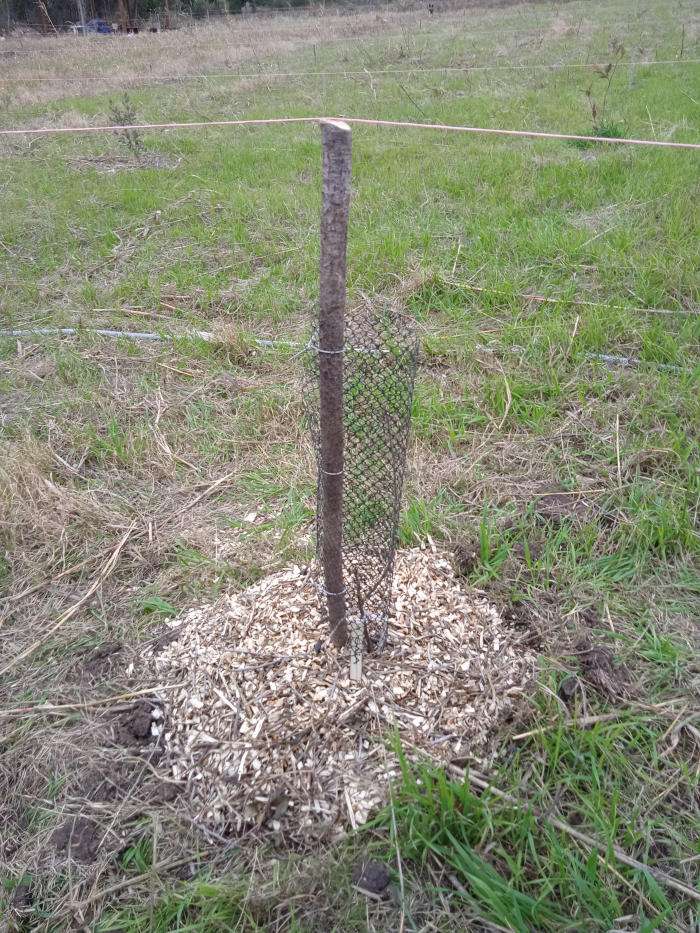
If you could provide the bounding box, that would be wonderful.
[535,492,592,524]
[76,765,135,804]
[352,859,392,896]
[558,674,580,704]
[113,699,163,748]
[148,779,183,804]
[52,815,101,863]
[452,540,479,577]
[10,882,33,910]
[82,641,123,680]
[577,640,631,698]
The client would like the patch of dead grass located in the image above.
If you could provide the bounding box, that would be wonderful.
[0,9,456,108]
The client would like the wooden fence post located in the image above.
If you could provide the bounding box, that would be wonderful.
[319,119,352,649]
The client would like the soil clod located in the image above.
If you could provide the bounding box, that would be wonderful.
[53,815,101,863]
[114,699,162,747]
[352,858,391,895]
[82,641,123,680]
[558,674,580,703]
[535,492,592,524]
[10,882,33,911]
[577,640,630,698]
[453,540,479,577]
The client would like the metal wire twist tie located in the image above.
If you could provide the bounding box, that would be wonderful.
[306,340,345,355]
[310,578,347,598]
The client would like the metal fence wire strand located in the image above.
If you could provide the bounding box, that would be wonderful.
[305,298,418,654]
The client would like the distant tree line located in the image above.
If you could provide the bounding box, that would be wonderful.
[2,0,312,31]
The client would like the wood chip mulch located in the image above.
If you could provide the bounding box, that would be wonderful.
[148,545,535,841]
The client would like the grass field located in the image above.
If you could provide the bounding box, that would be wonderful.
[1,0,699,929]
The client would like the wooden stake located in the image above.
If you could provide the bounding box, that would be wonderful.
[76,0,87,35]
[319,119,351,649]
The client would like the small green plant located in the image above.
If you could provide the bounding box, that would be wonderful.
[575,39,627,144]
[588,119,626,141]
[120,833,153,873]
[475,507,510,580]
[139,594,178,618]
[108,93,144,159]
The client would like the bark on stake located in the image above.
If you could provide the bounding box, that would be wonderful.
[319,119,351,649]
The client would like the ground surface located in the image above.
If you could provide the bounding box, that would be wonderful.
[1,0,699,929]
[147,548,535,840]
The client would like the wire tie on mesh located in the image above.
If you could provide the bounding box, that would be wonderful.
[310,578,347,598]
[306,340,345,355]
[320,467,344,476]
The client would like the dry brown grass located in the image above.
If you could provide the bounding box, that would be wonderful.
[0,339,302,638]
[0,337,300,910]
[3,0,683,110]
[1,7,458,108]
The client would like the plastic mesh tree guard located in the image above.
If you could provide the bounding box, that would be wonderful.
[305,299,418,653]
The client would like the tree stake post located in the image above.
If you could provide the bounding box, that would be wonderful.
[318,119,352,655]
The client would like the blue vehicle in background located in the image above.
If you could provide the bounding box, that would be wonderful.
[70,18,114,34]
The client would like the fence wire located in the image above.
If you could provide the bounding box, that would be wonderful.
[305,298,418,653]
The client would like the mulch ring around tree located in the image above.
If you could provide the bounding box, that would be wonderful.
[146,544,536,843]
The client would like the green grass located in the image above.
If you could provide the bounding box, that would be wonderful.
[378,701,699,930]
[0,0,699,928]
[95,881,264,932]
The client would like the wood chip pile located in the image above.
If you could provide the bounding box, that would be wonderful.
[148,545,535,841]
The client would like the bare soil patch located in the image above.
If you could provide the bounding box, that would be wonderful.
[52,814,102,864]
[82,641,123,681]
